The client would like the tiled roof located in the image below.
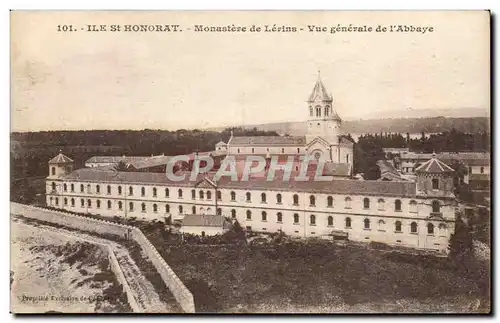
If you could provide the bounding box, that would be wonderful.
[229,136,306,146]
[129,155,172,169]
[85,156,150,164]
[415,158,455,174]
[49,153,73,164]
[376,160,399,176]
[60,167,417,197]
[322,162,351,177]
[181,215,225,227]
[215,141,227,146]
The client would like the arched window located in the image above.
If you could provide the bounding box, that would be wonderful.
[153,187,157,197]
[276,194,282,204]
[55,197,59,206]
[252,148,255,153]
[237,148,240,153]
[347,154,349,164]
[324,106,329,117]
[480,167,484,174]
[262,211,267,221]
[107,200,111,209]
[315,106,321,117]
[71,198,75,207]
[231,209,236,218]
[107,185,111,194]
[293,194,299,205]
[246,192,251,202]
[310,214,316,225]
[118,186,122,195]
[178,205,183,214]
[378,219,385,231]
[327,216,333,226]
[87,184,91,193]
[246,210,252,220]
[309,195,316,206]
[345,197,352,209]
[165,188,169,197]
[207,191,212,200]
[409,200,417,213]
[71,184,74,192]
[80,184,84,192]
[118,201,123,210]
[63,183,67,192]
[95,185,100,194]
[87,199,91,207]
[199,191,204,199]
[141,203,146,212]
[80,198,84,207]
[64,197,68,206]
[51,182,56,191]
[192,206,196,214]
[129,186,133,196]
[49,196,53,205]
[438,223,447,236]
[217,190,221,200]
[51,167,56,176]
[378,199,385,210]
[427,223,435,235]
[327,196,333,207]
[191,189,196,199]
[261,193,267,203]
[277,212,283,222]
[129,202,134,211]
[395,221,402,232]
[363,218,370,229]
[165,204,170,213]
[153,204,158,212]
[432,200,440,213]
[345,217,352,228]
[410,222,418,233]
[96,200,100,208]
[309,106,313,117]
[231,191,236,201]
[178,189,183,198]
[293,213,299,224]
[363,198,370,209]
[395,199,402,212]
[217,208,222,216]
[431,178,439,190]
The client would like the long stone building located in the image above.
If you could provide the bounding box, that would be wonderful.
[45,76,459,254]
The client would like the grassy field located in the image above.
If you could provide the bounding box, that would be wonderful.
[161,242,490,313]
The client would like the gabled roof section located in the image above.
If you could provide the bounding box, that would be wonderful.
[230,136,306,146]
[49,152,73,164]
[308,74,333,102]
[415,157,455,174]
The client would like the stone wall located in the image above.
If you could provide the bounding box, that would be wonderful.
[107,246,141,312]
[10,202,195,313]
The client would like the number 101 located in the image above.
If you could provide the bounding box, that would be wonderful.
[57,25,75,32]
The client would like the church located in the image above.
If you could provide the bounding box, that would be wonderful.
[217,74,354,177]
[44,74,459,254]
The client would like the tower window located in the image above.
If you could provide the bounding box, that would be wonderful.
[51,167,56,176]
[316,106,321,117]
[432,178,439,190]
[309,106,313,117]
[324,106,329,117]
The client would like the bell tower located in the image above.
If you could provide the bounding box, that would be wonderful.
[305,71,342,145]
[47,151,74,179]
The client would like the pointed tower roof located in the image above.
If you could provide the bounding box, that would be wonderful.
[49,151,73,164]
[415,156,455,174]
[307,71,333,102]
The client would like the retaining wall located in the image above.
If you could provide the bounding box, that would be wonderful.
[10,202,195,313]
[107,246,141,312]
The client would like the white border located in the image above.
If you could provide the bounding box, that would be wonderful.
[3,1,498,322]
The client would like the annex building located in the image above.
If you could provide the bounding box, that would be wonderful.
[45,76,458,254]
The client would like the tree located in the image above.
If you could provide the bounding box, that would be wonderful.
[448,213,474,270]
[113,160,129,172]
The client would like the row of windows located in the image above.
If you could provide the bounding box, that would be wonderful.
[48,197,446,235]
[51,183,441,214]
[236,148,302,154]
[309,105,331,117]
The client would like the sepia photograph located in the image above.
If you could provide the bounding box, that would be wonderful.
[9,10,491,314]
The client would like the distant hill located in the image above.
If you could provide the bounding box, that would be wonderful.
[210,116,490,136]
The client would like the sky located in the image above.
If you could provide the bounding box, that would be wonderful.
[11,11,490,132]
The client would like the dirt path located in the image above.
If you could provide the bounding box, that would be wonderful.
[11,215,174,313]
